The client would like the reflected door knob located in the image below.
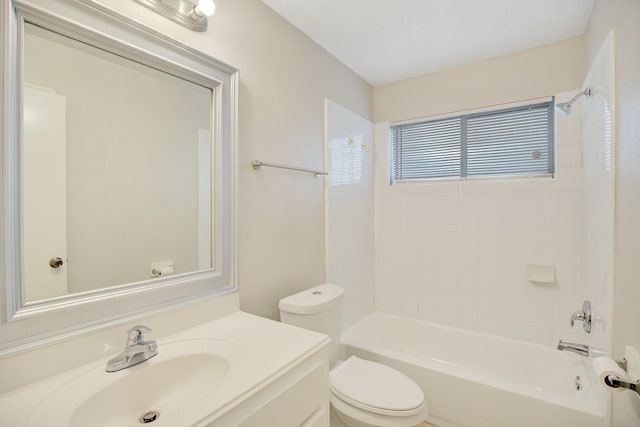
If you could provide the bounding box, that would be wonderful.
[49,257,64,268]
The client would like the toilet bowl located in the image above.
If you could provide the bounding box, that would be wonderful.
[279,284,428,427]
[330,356,428,427]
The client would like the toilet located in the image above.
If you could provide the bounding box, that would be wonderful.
[279,284,428,427]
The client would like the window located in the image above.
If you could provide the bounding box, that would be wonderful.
[391,100,555,182]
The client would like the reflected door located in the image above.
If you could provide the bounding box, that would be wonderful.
[23,85,68,300]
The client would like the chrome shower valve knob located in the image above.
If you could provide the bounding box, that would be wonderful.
[570,300,592,333]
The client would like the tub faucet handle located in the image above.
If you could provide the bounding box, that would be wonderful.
[569,300,592,333]
[570,311,586,326]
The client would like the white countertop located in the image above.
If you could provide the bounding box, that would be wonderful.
[0,311,330,426]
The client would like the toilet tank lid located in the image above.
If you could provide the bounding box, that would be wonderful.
[279,283,344,315]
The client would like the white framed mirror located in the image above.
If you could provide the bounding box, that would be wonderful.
[0,0,238,354]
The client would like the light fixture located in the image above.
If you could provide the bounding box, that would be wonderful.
[555,88,591,116]
[192,0,216,17]
[133,0,215,32]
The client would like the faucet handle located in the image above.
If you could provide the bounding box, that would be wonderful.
[127,325,152,344]
[570,311,586,326]
[569,301,592,333]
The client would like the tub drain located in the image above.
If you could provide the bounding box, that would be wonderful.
[140,411,159,424]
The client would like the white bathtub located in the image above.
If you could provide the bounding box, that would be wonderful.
[341,311,603,427]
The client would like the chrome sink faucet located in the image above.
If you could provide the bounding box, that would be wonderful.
[106,325,158,372]
[557,340,589,357]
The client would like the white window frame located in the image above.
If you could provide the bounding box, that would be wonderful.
[390,98,555,183]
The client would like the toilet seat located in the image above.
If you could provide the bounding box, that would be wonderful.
[330,356,425,416]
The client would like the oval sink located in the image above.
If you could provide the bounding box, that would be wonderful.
[28,339,244,427]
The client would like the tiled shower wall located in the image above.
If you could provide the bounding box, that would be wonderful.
[325,100,375,330]
[374,93,586,347]
[582,31,614,357]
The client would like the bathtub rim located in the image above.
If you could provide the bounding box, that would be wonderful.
[340,310,603,420]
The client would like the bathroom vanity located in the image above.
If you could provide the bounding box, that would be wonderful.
[0,311,330,426]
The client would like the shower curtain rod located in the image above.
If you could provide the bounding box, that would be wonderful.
[251,160,328,177]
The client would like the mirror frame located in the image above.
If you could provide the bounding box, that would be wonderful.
[0,0,238,355]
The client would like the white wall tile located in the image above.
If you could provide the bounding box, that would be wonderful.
[478,232,502,255]
[476,315,502,336]
[555,167,583,191]
[476,293,501,316]
[326,100,375,330]
[581,32,615,361]
[501,295,527,321]
[436,302,458,327]
[525,294,554,323]
[501,320,526,341]
[373,87,587,348]
[436,193,459,231]
[525,321,554,346]
[556,144,583,168]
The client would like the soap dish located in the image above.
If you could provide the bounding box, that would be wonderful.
[526,264,556,284]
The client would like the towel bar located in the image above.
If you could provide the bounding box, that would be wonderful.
[252,160,327,177]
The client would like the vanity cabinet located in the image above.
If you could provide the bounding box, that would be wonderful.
[212,348,329,427]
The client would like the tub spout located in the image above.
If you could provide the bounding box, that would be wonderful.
[557,340,589,357]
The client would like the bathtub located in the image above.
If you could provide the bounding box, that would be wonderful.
[341,311,603,427]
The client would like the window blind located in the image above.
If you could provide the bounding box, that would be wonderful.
[391,101,554,182]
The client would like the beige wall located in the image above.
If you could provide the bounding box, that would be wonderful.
[374,37,585,123]
[0,0,372,389]
[91,0,373,319]
[585,1,640,425]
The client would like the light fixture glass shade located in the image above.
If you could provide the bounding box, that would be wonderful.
[133,0,212,31]
[194,0,215,17]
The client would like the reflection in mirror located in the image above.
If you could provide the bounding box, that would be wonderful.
[23,23,214,302]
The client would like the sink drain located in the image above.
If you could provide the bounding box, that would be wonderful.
[140,411,159,424]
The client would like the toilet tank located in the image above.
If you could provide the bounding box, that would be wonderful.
[279,284,344,364]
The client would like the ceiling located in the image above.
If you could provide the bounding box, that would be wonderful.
[262,0,595,86]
